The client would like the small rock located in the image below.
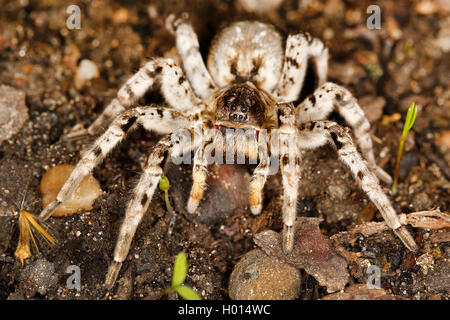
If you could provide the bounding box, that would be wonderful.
[359,96,386,123]
[435,130,450,150]
[323,0,345,19]
[112,7,130,24]
[326,178,350,200]
[386,15,403,40]
[19,258,58,295]
[254,217,349,293]
[63,43,81,72]
[328,60,366,85]
[0,85,28,144]
[237,0,283,14]
[412,193,433,211]
[416,253,434,275]
[167,162,250,225]
[415,0,437,15]
[74,59,100,90]
[229,249,301,300]
[40,164,103,217]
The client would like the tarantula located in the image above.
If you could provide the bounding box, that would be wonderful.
[39,16,418,289]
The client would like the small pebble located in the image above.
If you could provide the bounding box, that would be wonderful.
[19,258,58,296]
[74,59,100,90]
[40,164,102,217]
[0,85,28,144]
[229,249,301,300]
[237,0,283,13]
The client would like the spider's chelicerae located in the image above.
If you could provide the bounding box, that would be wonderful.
[39,16,418,288]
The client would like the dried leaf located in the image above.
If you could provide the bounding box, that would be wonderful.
[322,284,407,300]
[254,217,349,293]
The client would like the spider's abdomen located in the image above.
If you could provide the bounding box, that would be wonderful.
[207,21,284,93]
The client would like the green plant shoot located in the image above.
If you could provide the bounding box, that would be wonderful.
[172,250,187,287]
[392,102,418,194]
[167,252,202,300]
[159,176,177,235]
[159,176,172,214]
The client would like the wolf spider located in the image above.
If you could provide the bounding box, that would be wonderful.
[39,15,417,289]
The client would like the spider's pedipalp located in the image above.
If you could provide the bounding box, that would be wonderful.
[249,131,271,215]
[186,130,213,213]
[297,120,418,252]
[39,106,194,221]
[86,58,201,136]
[168,16,217,98]
[276,32,328,103]
[296,82,392,184]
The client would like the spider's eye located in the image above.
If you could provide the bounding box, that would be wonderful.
[241,106,248,113]
[230,105,236,111]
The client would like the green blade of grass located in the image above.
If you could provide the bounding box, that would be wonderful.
[159,176,170,192]
[175,284,202,300]
[392,101,418,194]
[402,102,418,136]
[172,252,188,287]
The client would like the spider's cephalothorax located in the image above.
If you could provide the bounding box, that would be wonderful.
[39,16,418,289]
[215,82,276,129]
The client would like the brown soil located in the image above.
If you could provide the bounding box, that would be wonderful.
[0,0,448,300]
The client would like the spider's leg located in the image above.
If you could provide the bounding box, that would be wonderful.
[277,103,302,253]
[297,120,418,252]
[86,57,201,136]
[249,131,271,215]
[186,127,215,213]
[166,14,216,98]
[296,82,392,184]
[39,106,194,221]
[105,134,182,288]
[276,32,328,102]
[279,138,302,253]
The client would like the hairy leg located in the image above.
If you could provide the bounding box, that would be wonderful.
[249,130,271,215]
[39,106,194,221]
[276,32,328,102]
[105,135,177,288]
[296,82,392,184]
[81,58,201,136]
[276,103,302,253]
[297,120,418,252]
[186,131,213,214]
[166,14,216,99]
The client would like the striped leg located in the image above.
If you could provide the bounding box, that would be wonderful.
[39,106,194,221]
[84,57,201,136]
[279,134,302,253]
[186,130,214,213]
[105,135,177,288]
[297,120,418,252]
[166,14,216,99]
[276,103,302,253]
[276,32,328,102]
[296,82,392,184]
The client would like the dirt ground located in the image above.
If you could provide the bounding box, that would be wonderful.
[0,0,449,300]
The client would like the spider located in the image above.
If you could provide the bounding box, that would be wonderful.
[38,15,418,289]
